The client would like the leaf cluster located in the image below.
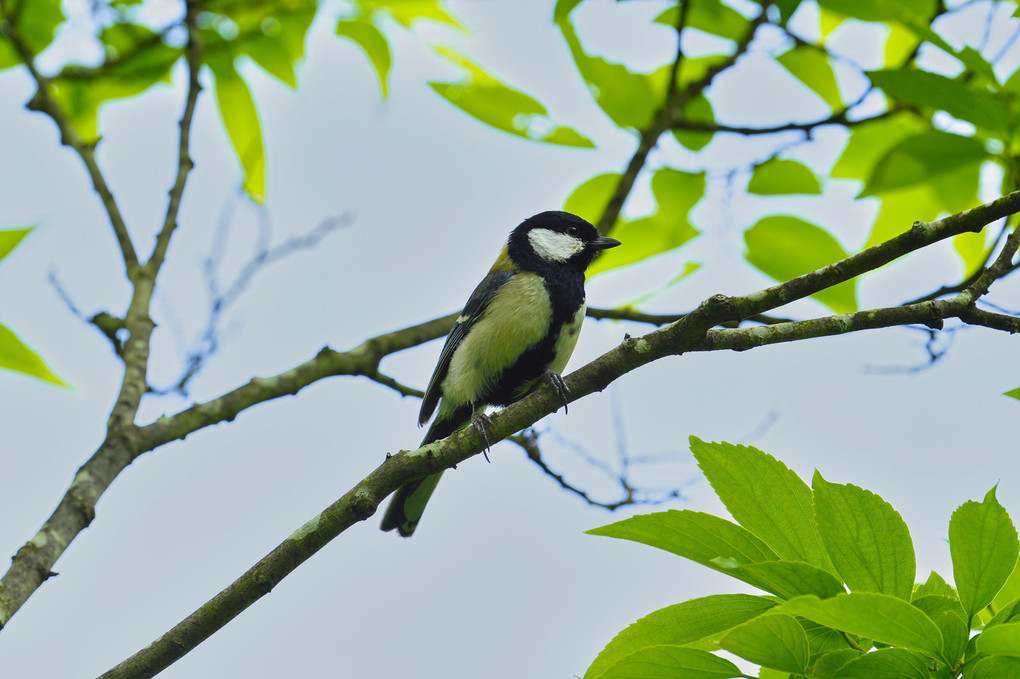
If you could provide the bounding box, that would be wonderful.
[586,438,1020,679]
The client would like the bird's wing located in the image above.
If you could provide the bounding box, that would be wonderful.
[418,268,516,425]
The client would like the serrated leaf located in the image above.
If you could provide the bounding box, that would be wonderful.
[832,648,932,679]
[862,129,988,197]
[209,58,265,203]
[429,48,594,148]
[813,472,915,600]
[744,216,857,314]
[601,646,744,679]
[336,19,391,98]
[867,68,1010,133]
[949,488,1020,622]
[0,227,32,263]
[731,561,846,600]
[977,622,1020,657]
[718,614,809,673]
[654,0,750,42]
[690,438,833,572]
[968,655,1020,679]
[587,509,779,578]
[776,46,843,111]
[932,611,968,666]
[0,322,68,387]
[781,593,945,661]
[911,595,966,621]
[585,595,777,679]
[587,168,703,276]
[748,159,822,196]
[914,571,957,600]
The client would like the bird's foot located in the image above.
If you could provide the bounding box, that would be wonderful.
[471,411,494,463]
[543,370,569,414]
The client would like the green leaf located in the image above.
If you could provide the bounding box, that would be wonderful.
[240,6,316,90]
[743,216,857,314]
[748,159,822,196]
[817,0,934,23]
[336,19,391,98]
[587,509,779,578]
[15,0,64,55]
[564,173,619,226]
[977,622,1020,657]
[986,596,1020,628]
[0,322,68,387]
[831,113,926,181]
[931,611,968,667]
[585,595,777,679]
[1005,388,1020,402]
[911,595,966,621]
[811,649,863,678]
[776,46,843,111]
[949,488,1020,622]
[968,655,1020,679]
[555,2,666,130]
[867,68,1010,133]
[802,619,856,656]
[0,227,32,263]
[209,57,266,203]
[587,168,704,276]
[364,0,464,31]
[831,648,932,679]
[601,646,744,679]
[913,571,957,600]
[730,561,846,600]
[654,1,750,42]
[862,129,988,197]
[781,593,945,661]
[990,562,1020,617]
[718,615,809,673]
[813,472,916,600]
[429,48,594,148]
[690,438,833,572]
[672,94,715,152]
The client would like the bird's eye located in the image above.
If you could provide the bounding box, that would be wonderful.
[567,225,580,237]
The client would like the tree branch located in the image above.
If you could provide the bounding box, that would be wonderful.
[97,192,1020,678]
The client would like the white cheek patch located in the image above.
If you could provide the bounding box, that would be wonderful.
[528,228,585,262]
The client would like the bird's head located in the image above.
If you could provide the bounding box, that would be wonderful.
[507,211,620,273]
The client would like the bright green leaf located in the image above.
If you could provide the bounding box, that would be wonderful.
[832,113,926,181]
[867,68,1010,133]
[15,0,64,55]
[813,472,915,600]
[601,646,744,679]
[0,322,68,388]
[949,487,1020,622]
[730,561,846,600]
[802,619,856,656]
[585,595,777,679]
[862,130,988,197]
[672,94,715,152]
[832,648,932,679]
[911,595,966,621]
[748,159,822,196]
[986,596,1020,628]
[690,438,834,572]
[429,48,594,148]
[990,562,1020,619]
[932,611,968,667]
[718,615,809,673]
[654,1,750,42]
[1005,388,1020,402]
[977,622,1020,657]
[365,0,465,31]
[564,173,619,226]
[968,656,1020,679]
[913,571,957,600]
[781,593,945,661]
[812,649,863,678]
[758,669,790,679]
[744,216,857,314]
[588,168,704,276]
[776,46,843,111]
[209,58,266,203]
[0,227,32,263]
[587,509,779,578]
[336,19,391,98]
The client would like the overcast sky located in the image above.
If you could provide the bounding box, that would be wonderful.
[1,1,1018,677]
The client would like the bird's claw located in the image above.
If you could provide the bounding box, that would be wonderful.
[471,411,494,463]
[544,370,570,414]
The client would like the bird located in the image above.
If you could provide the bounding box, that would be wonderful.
[380,211,621,537]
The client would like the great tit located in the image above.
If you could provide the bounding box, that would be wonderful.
[380,211,620,537]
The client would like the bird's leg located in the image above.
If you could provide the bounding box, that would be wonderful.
[543,370,570,414]
[471,410,494,463]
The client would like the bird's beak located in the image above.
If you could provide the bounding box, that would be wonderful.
[592,235,621,250]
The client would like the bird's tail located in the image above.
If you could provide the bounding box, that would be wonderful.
[380,406,471,537]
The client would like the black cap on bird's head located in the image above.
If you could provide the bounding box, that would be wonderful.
[508,211,621,272]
